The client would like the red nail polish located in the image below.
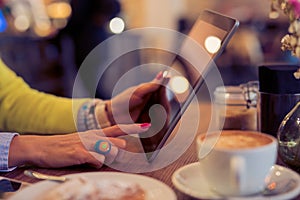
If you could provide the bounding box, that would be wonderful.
[140,123,151,129]
[155,71,163,80]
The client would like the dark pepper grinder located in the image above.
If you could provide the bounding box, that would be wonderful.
[258,64,300,137]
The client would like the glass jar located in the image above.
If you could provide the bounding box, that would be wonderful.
[214,82,258,131]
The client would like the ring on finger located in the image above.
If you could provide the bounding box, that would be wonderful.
[94,140,112,155]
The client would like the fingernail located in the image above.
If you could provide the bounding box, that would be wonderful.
[140,123,151,129]
[155,71,163,80]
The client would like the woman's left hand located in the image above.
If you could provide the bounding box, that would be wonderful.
[8,124,151,169]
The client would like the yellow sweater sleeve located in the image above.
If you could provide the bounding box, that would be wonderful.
[0,59,90,134]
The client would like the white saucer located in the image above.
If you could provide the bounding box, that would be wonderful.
[172,162,300,200]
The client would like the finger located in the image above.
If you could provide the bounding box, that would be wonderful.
[83,137,126,151]
[84,129,127,147]
[114,149,126,163]
[85,129,127,146]
[103,145,118,165]
[106,138,126,148]
[134,82,160,95]
[132,71,166,96]
[132,83,164,101]
[86,152,105,169]
[100,123,151,137]
[152,71,170,84]
[134,77,170,98]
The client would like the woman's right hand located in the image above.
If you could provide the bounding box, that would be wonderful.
[104,71,170,125]
[8,123,151,169]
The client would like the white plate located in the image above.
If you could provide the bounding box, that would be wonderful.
[10,172,176,200]
[172,162,300,200]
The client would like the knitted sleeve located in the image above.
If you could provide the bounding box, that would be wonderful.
[0,59,110,134]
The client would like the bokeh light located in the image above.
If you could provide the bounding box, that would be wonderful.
[47,2,72,19]
[14,15,30,32]
[170,75,189,94]
[204,36,221,54]
[109,17,125,34]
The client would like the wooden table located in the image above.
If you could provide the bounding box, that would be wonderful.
[1,101,300,200]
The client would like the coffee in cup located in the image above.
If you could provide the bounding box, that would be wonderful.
[196,130,277,197]
[212,131,272,149]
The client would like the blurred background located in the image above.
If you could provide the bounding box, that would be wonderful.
[0,0,298,99]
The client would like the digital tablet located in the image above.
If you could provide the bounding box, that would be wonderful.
[137,9,239,162]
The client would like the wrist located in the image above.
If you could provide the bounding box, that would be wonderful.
[77,100,101,131]
[8,136,39,167]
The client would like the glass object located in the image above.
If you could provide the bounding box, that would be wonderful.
[213,81,258,131]
[258,64,300,137]
[278,101,300,173]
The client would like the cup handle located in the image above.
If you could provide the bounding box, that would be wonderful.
[230,156,246,193]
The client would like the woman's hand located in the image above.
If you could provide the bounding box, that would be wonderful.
[8,123,151,169]
[104,71,168,125]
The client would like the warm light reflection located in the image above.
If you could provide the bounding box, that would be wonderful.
[109,17,125,34]
[170,76,189,94]
[267,182,276,190]
[269,11,279,19]
[275,171,281,176]
[204,36,221,54]
[6,0,73,37]
[163,70,169,78]
[36,20,51,31]
[47,2,72,19]
[34,23,52,37]
[14,15,30,32]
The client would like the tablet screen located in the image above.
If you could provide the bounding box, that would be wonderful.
[138,9,239,162]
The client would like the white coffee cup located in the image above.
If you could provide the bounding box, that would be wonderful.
[196,130,278,197]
